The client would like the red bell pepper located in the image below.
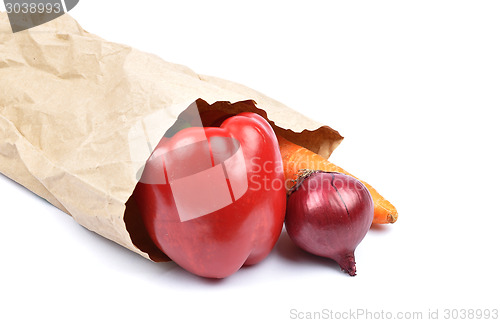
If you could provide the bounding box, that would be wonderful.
[134,112,286,278]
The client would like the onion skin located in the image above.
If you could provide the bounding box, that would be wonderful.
[285,171,374,276]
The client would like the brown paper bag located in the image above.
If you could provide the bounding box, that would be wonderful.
[0,13,342,261]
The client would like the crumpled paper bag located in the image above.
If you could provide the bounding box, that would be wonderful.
[0,12,343,261]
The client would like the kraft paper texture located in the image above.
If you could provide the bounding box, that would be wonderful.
[0,13,343,261]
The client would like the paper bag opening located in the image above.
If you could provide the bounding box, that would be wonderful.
[123,98,343,262]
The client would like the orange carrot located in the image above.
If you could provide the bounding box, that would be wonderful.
[277,135,398,224]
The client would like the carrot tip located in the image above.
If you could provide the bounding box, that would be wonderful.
[387,213,398,223]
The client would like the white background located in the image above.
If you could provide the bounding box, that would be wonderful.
[1,1,499,322]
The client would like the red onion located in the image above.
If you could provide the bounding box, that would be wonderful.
[285,170,373,276]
